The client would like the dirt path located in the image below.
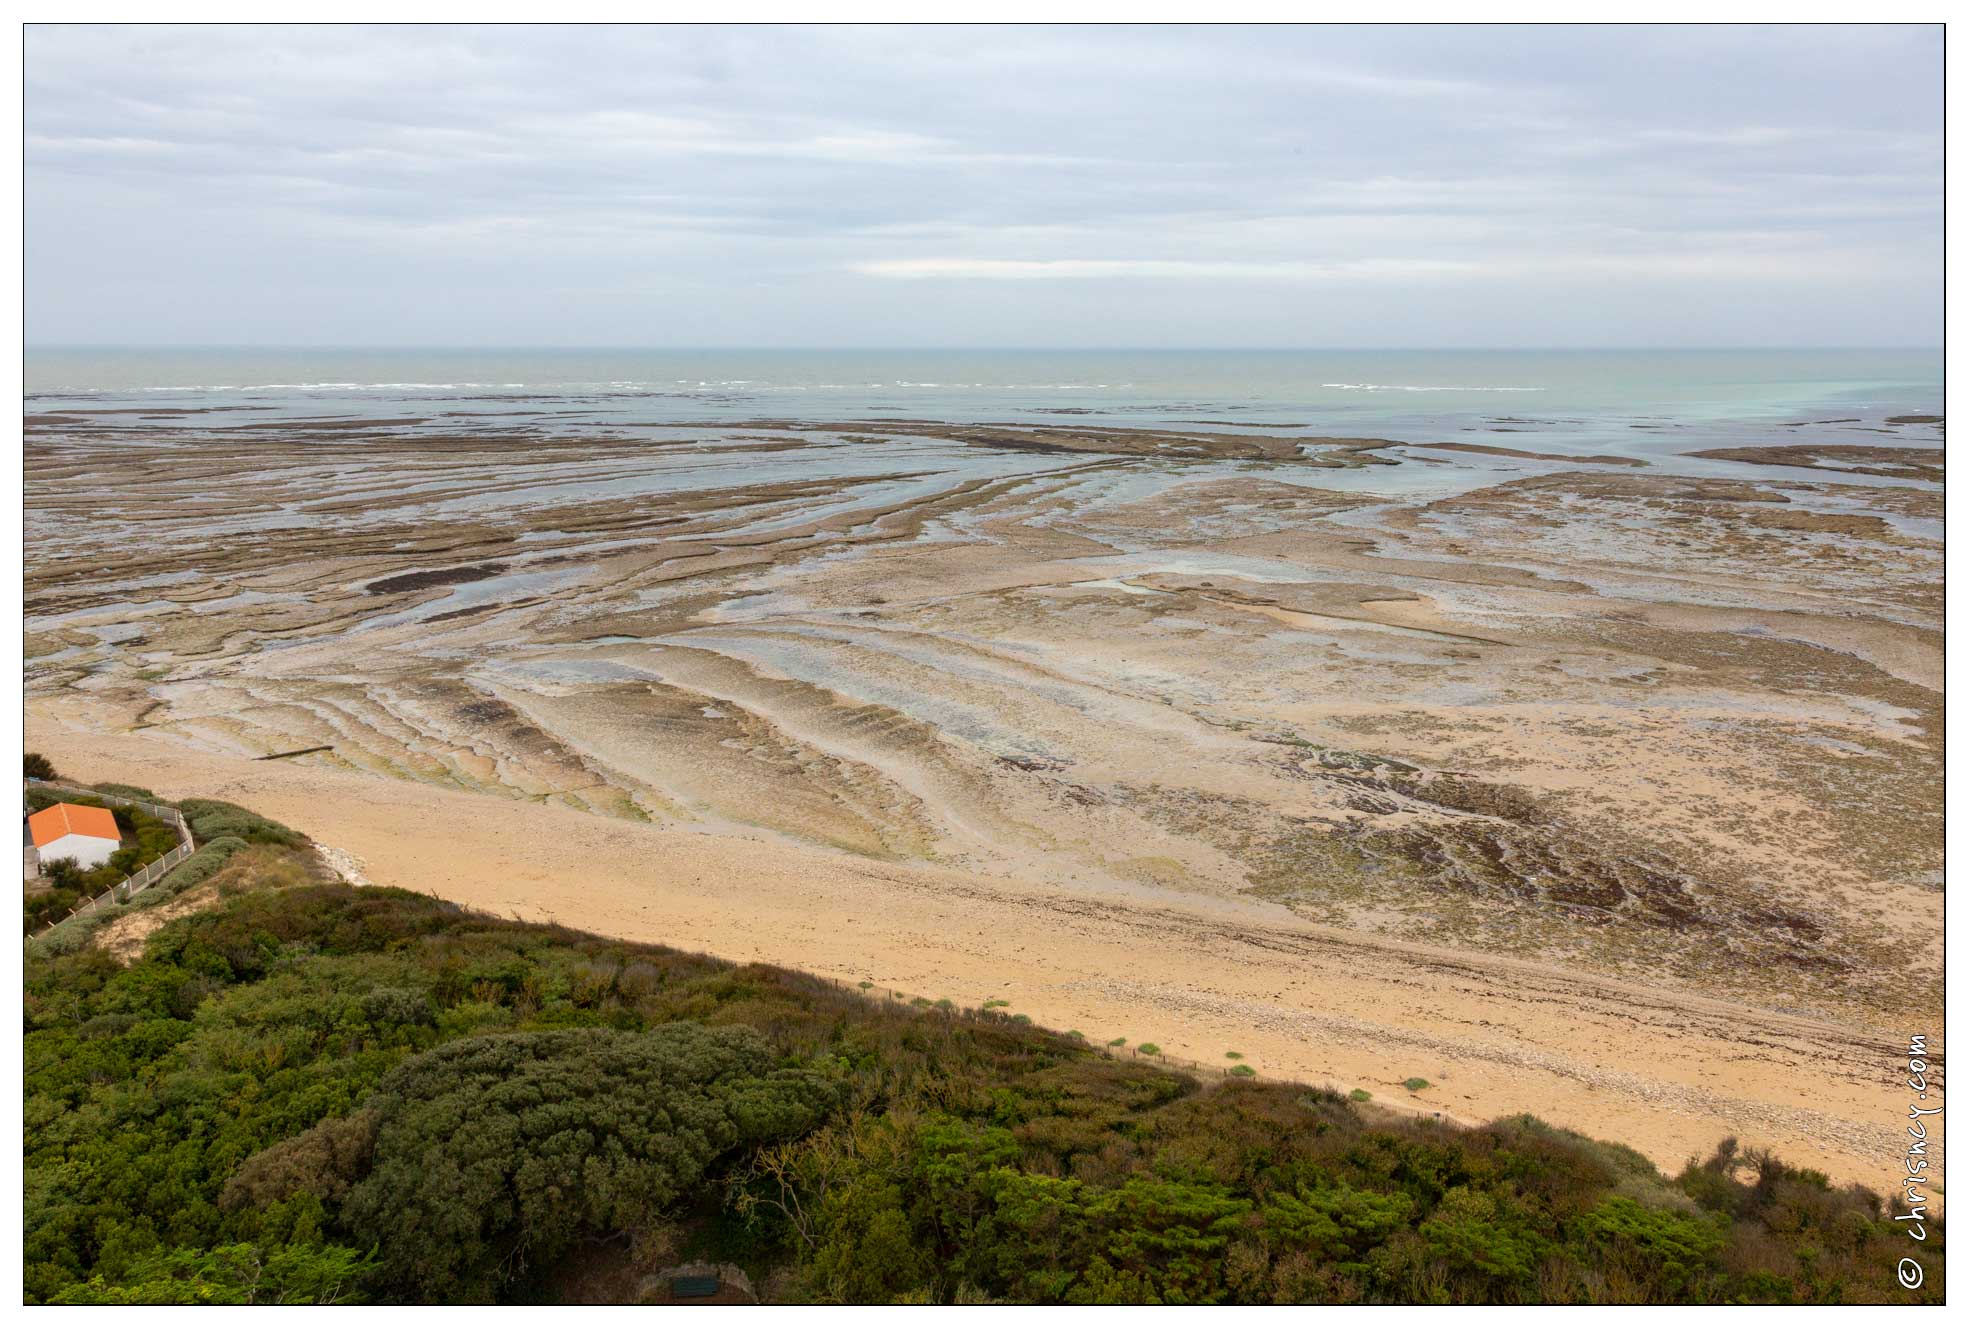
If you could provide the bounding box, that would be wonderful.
[28,712,1928,1193]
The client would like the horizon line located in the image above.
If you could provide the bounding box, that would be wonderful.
[24,343,1946,354]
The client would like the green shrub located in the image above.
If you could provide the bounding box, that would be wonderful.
[1082,1176,1250,1302]
[1264,1181,1412,1260]
[24,886,82,935]
[1404,1077,1431,1092]
[359,987,435,1030]
[24,919,84,960]
[1138,1043,1161,1056]
[1351,1088,1373,1102]
[1572,1196,1727,1298]
[339,1025,838,1299]
[221,1109,384,1211]
[38,856,86,894]
[24,785,71,813]
[49,1242,377,1305]
[1228,1064,1256,1078]
[91,782,160,802]
[156,837,250,895]
[1417,1186,1543,1295]
[176,799,305,847]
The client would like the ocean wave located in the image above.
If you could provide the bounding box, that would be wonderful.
[101,378,1145,396]
[137,382,531,392]
[891,382,1132,390]
[1320,382,1546,392]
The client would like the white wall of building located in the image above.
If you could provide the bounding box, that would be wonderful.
[37,832,120,871]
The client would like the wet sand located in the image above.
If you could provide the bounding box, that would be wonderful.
[23,410,1944,1188]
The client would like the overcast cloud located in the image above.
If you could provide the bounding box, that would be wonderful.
[24,23,1942,347]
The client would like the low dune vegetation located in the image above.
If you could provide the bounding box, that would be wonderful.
[21,789,1942,1305]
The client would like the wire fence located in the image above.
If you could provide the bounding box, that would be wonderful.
[26,780,197,937]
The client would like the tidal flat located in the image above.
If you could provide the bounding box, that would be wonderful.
[23,404,1944,1185]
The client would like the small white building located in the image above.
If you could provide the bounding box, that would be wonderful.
[29,802,123,872]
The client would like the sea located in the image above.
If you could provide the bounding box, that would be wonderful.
[24,347,1941,446]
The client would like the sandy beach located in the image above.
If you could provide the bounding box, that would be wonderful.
[24,714,1925,1188]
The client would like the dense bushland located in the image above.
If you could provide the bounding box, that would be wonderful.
[21,807,1942,1305]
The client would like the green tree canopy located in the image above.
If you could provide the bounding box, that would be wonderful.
[337,1025,838,1300]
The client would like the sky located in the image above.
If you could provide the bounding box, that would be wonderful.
[23,23,1943,348]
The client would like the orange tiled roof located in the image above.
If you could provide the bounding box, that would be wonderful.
[28,802,121,849]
